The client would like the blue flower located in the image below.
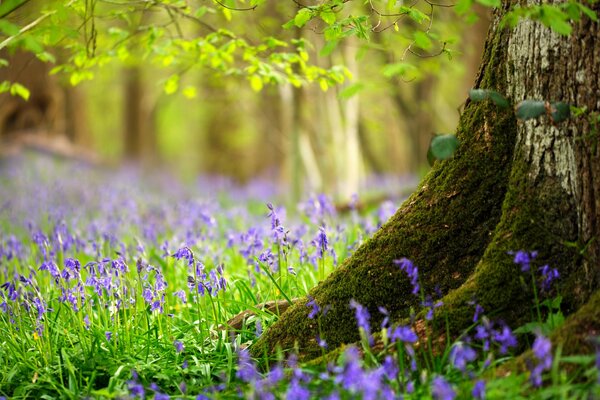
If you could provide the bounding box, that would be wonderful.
[530,333,553,387]
[431,376,456,400]
[449,342,477,372]
[172,246,194,266]
[472,380,486,400]
[511,250,537,272]
[311,225,329,259]
[539,265,559,291]
[306,296,320,319]
[394,258,419,295]
[493,325,517,354]
[174,340,184,353]
[350,299,372,346]
[236,348,258,383]
[389,325,418,344]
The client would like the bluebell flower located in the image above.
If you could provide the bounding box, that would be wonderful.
[172,246,194,266]
[389,325,418,344]
[422,296,443,321]
[493,325,517,354]
[174,290,187,303]
[539,265,559,291]
[472,380,486,400]
[306,296,320,319]
[236,348,258,383]
[449,342,477,372]
[511,250,537,272]
[256,319,262,337]
[311,225,329,259]
[530,333,552,387]
[431,376,456,400]
[174,340,184,353]
[127,370,145,398]
[381,355,398,380]
[394,258,419,295]
[105,331,112,342]
[350,299,373,346]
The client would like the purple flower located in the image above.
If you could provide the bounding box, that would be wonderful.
[394,258,419,295]
[127,373,145,398]
[174,290,187,303]
[431,376,456,400]
[530,333,553,387]
[472,380,486,400]
[422,296,443,321]
[449,342,477,372]
[236,348,258,383]
[39,260,60,278]
[381,355,398,380]
[84,314,91,330]
[105,331,112,342]
[311,225,329,259]
[266,203,281,229]
[174,340,184,353]
[473,304,484,323]
[511,250,537,272]
[539,265,559,291]
[255,319,262,337]
[493,325,517,354]
[316,335,327,349]
[172,246,194,266]
[306,296,320,319]
[389,325,418,343]
[350,299,372,346]
[286,380,310,400]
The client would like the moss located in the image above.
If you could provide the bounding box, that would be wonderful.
[436,142,580,338]
[252,23,519,360]
[552,289,600,355]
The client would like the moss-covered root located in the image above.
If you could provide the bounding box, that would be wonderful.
[495,289,600,379]
[251,105,517,361]
[251,18,519,361]
[552,289,600,356]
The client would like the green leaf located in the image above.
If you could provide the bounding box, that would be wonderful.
[469,88,488,102]
[10,82,30,100]
[249,75,263,92]
[0,20,20,36]
[0,0,28,18]
[488,91,509,108]
[338,82,364,99]
[455,0,474,15]
[320,10,336,25]
[407,8,430,24]
[182,86,197,99]
[413,31,432,51]
[163,74,179,95]
[0,80,11,93]
[294,8,312,28]
[430,134,459,160]
[551,101,570,123]
[576,4,598,22]
[382,62,419,80]
[515,100,546,120]
[513,321,543,334]
[560,355,595,365]
[469,89,509,107]
[475,0,501,7]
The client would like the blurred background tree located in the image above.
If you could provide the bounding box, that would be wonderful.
[0,0,490,201]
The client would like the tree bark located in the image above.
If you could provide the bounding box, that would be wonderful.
[253,1,600,360]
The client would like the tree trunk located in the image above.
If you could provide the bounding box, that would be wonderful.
[253,1,600,360]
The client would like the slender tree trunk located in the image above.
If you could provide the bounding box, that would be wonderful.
[254,1,600,360]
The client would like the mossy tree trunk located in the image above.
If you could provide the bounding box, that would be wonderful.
[253,1,600,360]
